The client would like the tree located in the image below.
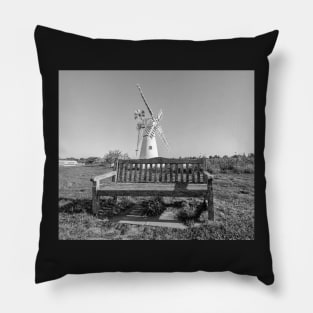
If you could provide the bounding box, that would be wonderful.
[85,157,98,164]
[104,150,123,164]
[122,153,130,160]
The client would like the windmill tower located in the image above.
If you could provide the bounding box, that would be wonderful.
[134,84,169,159]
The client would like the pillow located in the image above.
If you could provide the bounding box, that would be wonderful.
[35,25,278,285]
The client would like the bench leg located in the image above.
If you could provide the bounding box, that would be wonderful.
[92,183,100,214]
[207,179,214,221]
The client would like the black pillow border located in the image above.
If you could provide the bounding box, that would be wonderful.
[35,25,278,285]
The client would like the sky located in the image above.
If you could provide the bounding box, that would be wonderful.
[59,70,254,159]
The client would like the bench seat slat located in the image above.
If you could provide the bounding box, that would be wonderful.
[97,182,207,197]
[98,183,207,191]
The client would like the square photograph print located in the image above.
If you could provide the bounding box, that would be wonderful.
[58,70,254,240]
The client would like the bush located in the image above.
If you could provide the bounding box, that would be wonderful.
[243,164,254,173]
[117,197,134,211]
[177,200,205,224]
[205,154,254,174]
[142,197,165,217]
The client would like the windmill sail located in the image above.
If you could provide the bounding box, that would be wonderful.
[146,109,163,138]
[156,125,170,150]
[148,122,158,139]
[136,84,154,117]
[135,85,170,158]
[156,109,163,122]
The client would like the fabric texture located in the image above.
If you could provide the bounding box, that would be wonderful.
[35,25,278,284]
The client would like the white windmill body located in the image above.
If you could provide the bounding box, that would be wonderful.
[134,84,170,159]
[139,118,158,159]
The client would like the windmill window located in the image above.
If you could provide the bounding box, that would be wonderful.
[149,146,152,150]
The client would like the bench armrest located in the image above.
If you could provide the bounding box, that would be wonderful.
[203,170,214,180]
[91,171,117,189]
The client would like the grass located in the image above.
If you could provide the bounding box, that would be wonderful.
[58,165,254,240]
[59,165,108,199]
[206,154,254,174]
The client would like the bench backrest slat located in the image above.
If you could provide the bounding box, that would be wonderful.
[154,165,157,182]
[116,157,206,184]
[191,164,195,183]
[134,163,137,182]
[149,164,152,182]
[185,163,189,183]
[175,164,178,182]
[139,164,142,182]
[197,164,201,183]
[124,163,127,182]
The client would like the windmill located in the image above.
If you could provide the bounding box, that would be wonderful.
[134,84,170,159]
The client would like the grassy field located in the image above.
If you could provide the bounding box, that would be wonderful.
[59,165,254,240]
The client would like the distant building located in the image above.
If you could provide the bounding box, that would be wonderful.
[59,159,79,166]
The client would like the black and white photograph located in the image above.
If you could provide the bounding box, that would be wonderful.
[3,0,313,312]
[59,70,255,240]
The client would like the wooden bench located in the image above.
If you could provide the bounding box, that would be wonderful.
[91,157,214,220]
